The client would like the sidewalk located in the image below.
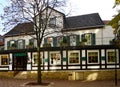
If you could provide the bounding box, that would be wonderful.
[0,78,120,87]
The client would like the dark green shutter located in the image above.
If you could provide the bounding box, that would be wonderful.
[15,40,18,49]
[66,36,70,46]
[91,33,96,45]
[81,34,85,41]
[44,38,47,44]
[76,35,80,46]
[7,41,10,49]
[23,40,25,49]
[53,37,57,47]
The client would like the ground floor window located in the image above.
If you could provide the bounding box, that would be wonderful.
[32,52,43,66]
[1,55,9,65]
[68,51,80,64]
[107,50,118,63]
[50,51,61,65]
[87,50,99,64]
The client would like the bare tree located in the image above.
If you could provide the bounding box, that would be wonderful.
[1,0,66,84]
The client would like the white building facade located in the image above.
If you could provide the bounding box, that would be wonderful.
[1,7,118,71]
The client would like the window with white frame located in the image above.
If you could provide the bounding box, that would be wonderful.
[87,51,99,64]
[81,33,95,45]
[50,52,61,65]
[57,36,63,47]
[49,17,56,28]
[1,55,9,65]
[107,50,118,63]
[68,51,80,64]
[70,35,76,46]
[18,40,25,49]
[32,52,43,66]
[7,40,16,49]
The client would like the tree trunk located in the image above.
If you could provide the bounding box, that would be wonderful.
[37,42,42,84]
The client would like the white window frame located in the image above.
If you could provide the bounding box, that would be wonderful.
[18,40,24,49]
[68,50,80,65]
[87,50,99,64]
[49,17,56,28]
[32,52,43,66]
[0,54,9,66]
[106,49,119,64]
[70,35,76,46]
[49,51,61,65]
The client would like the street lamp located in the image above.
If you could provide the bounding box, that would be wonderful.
[114,20,120,86]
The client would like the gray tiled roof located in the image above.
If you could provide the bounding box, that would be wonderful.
[64,13,104,30]
[4,22,34,37]
[4,13,104,37]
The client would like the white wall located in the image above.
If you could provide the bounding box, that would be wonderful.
[63,25,114,45]
[4,35,35,50]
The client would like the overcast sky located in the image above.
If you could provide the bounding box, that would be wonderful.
[66,0,117,20]
[0,0,118,35]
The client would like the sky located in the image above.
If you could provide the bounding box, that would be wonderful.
[0,0,118,35]
[66,0,117,20]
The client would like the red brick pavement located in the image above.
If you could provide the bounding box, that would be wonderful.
[0,78,120,87]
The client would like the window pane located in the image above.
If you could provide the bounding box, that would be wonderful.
[69,52,80,64]
[49,17,56,28]
[1,55,8,65]
[88,52,98,64]
[32,53,43,66]
[57,37,63,47]
[70,35,76,46]
[107,51,115,63]
[50,52,61,65]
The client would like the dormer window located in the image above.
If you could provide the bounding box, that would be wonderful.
[49,17,56,28]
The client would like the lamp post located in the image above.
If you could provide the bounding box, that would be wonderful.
[114,20,120,86]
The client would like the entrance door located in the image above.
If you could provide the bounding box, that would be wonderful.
[13,53,27,71]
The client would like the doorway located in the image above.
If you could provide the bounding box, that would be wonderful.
[12,53,27,71]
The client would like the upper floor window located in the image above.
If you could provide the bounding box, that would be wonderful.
[81,33,96,45]
[49,17,56,28]
[43,37,53,47]
[70,35,80,46]
[7,40,17,50]
[18,39,25,49]
[28,39,37,48]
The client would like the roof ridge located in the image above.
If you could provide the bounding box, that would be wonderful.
[66,13,99,18]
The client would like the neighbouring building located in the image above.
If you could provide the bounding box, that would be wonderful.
[0,7,119,80]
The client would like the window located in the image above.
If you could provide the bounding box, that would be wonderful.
[44,37,53,47]
[68,51,80,64]
[32,53,43,66]
[7,40,17,50]
[18,40,25,49]
[107,50,118,63]
[50,52,61,65]
[70,35,76,46]
[88,51,99,64]
[49,17,56,28]
[1,55,8,65]
[81,33,95,45]
[29,39,37,48]
[57,36,63,47]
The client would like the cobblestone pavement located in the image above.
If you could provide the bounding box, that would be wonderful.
[0,78,120,87]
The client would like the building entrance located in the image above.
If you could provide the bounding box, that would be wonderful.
[12,53,27,71]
